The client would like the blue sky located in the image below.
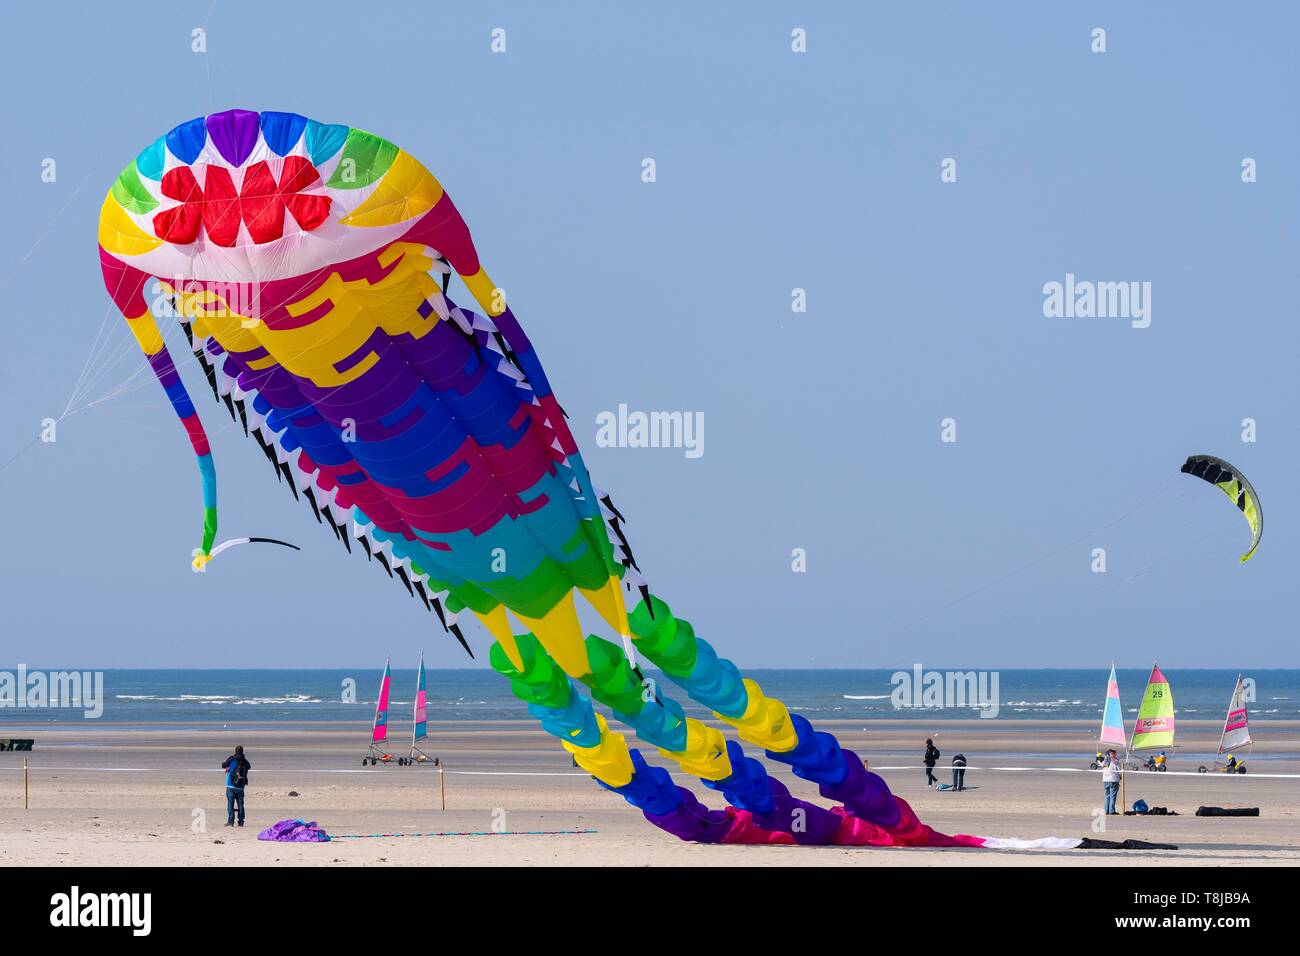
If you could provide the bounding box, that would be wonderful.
[1,2,1296,668]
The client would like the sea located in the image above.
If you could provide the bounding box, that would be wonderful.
[2,668,1297,727]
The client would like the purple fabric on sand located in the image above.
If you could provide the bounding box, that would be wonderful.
[257,818,331,842]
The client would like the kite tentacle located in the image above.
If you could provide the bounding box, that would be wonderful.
[490,633,846,844]
[98,252,219,565]
[483,635,741,841]
[576,631,846,841]
[627,592,947,841]
[489,633,732,784]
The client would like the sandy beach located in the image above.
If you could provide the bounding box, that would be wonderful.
[2,719,1297,866]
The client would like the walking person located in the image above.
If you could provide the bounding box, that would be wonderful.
[1100,748,1121,815]
[222,744,251,827]
[951,752,967,791]
[923,738,940,787]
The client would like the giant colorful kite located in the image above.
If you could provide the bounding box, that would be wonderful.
[101,109,1098,850]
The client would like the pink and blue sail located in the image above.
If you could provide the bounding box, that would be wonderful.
[372,657,391,744]
[413,654,428,744]
[1099,664,1126,748]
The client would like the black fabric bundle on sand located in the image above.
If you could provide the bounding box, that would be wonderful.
[1078,838,1179,850]
[1196,806,1260,817]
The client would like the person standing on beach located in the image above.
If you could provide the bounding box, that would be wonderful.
[923,738,940,787]
[1100,748,1121,815]
[951,752,967,791]
[222,745,251,827]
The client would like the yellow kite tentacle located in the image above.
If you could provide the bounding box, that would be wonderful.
[563,713,635,788]
[512,591,591,679]
[475,605,523,670]
[717,678,800,754]
[668,717,732,781]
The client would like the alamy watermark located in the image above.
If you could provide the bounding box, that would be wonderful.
[49,886,150,936]
[1042,273,1151,329]
[595,404,704,459]
[152,277,263,328]
[891,664,1000,719]
[0,666,104,718]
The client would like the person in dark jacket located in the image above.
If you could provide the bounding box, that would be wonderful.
[951,752,967,791]
[221,745,251,827]
[923,739,940,787]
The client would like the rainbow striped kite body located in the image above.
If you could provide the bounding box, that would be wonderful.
[99,110,1073,850]
[99,109,620,664]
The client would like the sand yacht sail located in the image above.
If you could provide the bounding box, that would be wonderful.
[363,657,392,765]
[1199,676,1251,774]
[1129,663,1174,770]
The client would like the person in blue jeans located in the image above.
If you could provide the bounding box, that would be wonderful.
[950,752,967,791]
[1100,749,1121,814]
[221,745,250,827]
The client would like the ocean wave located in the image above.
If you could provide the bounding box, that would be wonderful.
[116,694,237,702]
[116,694,323,705]
[843,694,891,700]
[1003,700,1072,708]
[230,696,323,705]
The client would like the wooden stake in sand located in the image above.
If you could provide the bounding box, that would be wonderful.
[439,759,446,811]
[1120,756,1126,816]
[24,756,29,809]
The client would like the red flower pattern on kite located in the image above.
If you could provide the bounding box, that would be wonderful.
[153,157,331,246]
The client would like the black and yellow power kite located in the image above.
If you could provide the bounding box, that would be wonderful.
[1180,455,1262,563]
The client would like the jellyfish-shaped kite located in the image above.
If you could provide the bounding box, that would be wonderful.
[98,109,1071,849]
